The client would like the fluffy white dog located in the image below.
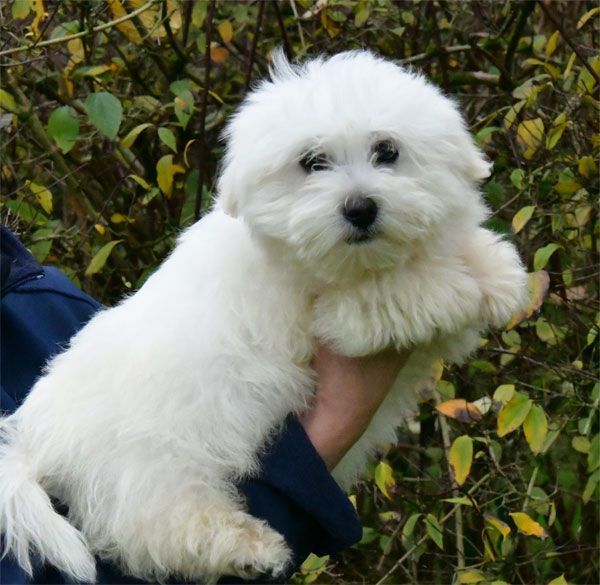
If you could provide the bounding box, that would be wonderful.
[0,51,527,583]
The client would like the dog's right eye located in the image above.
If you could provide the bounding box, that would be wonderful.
[299,153,329,173]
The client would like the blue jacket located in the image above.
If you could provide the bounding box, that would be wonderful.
[0,226,361,584]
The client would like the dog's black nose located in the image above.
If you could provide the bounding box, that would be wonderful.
[343,197,378,230]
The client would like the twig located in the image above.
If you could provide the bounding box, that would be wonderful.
[182,0,194,47]
[435,392,465,571]
[161,0,187,63]
[0,0,155,58]
[245,0,266,92]
[522,464,539,512]
[194,0,215,221]
[273,0,293,59]
[397,45,471,65]
[537,0,600,87]
[501,0,535,89]
[375,473,491,585]
[289,0,306,55]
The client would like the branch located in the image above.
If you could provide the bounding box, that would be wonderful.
[245,0,266,92]
[375,473,491,585]
[435,392,465,571]
[194,0,215,221]
[537,0,600,88]
[0,0,155,58]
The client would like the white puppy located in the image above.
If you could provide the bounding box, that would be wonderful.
[0,51,527,583]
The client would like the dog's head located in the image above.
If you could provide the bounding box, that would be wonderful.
[217,51,490,278]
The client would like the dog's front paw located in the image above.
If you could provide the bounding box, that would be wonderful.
[462,228,528,329]
[224,516,292,580]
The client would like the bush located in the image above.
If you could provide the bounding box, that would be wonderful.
[2,1,598,583]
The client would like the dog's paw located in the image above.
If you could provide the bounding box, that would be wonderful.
[224,516,292,580]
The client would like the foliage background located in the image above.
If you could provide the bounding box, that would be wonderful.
[1,1,598,583]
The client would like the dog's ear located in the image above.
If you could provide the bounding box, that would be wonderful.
[216,164,239,218]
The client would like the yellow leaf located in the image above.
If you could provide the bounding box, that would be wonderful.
[554,179,582,196]
[94,223,106,235]
[457,571,486,584]
[108,0,142,44]
[67,38,84,64]
[509,512,548,539]
[218,20,233,44]
[512,205,535,234]
[578,156,597,178]
[110,213,131,224]
[0,89,18,113]
[563,52,576,80]
[571,436,590,454]
[545,30,560,58]
[497,392,532,437]
[484,514,511,538]
[121,123,153,149]
[449,435,473,486]
[577,6,600,29]
[523,404,548,454]
[545,112,568,150]
[436,399,482,423]
[30,0,46,37]
[26,180,53,214]
[516,118,544,159]
[156,155,185,198]
[548,575,568,585]
[506,271,550,329]
[374,461,395,500]
[85,240,123,276]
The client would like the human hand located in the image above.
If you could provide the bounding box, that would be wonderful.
[300,343,411,470]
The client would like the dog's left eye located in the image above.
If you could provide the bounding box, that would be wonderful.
[372,140,399,165]
[299,153,329,173]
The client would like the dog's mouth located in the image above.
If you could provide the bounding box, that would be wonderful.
[345,230,378,245]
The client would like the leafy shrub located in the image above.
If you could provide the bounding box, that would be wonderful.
[1,1,598,583]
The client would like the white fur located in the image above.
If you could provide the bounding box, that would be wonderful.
[0,51,527,582]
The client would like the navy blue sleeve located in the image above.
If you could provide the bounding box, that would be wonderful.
[0,242,361,584]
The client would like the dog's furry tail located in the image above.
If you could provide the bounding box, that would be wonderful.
[0,420,96,583]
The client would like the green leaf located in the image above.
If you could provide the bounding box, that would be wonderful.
[571,436,590,454]
[533,243,561,271]
[402,513,421,539]
[300,553,329,573]
[425,514,444,550]
[354,7,370,27]
[85,240,123,276]
[174,89,194,129]
[523,404,548,454]
[512,205,535,234]
[47,106,79,153]
[457,571,486,584]
[11,0,30,19]
[583,469,600,504]
[494,384,515,404]
[548,575,569,585]
[84,92,123,139]
[120,123,153,149]
[449,435,473,486]
[374,461,395,500]
[158,127,178,153]
[588,434,600,472]
[442,496,473,506]
[497,392,532,437]
[510,168,525,190]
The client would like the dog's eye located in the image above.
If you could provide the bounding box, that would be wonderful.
[372,140,399,165]
[299,153,329,173]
